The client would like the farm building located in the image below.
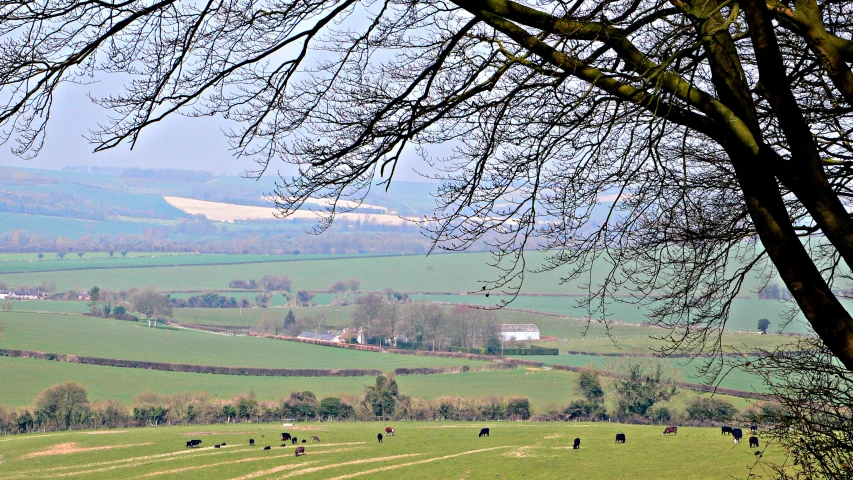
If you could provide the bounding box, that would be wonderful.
[297,331,342,343]
[499,324,540,341]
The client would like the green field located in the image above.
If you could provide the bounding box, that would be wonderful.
[166,305,795,356]
[0,252,358,275]
[418,294,819,334]
[170,306,354,329]
[0,422,787,479]
[0,312,485,371]
[0,250,821,336]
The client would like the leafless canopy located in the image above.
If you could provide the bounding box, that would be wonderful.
[3,1,853,371]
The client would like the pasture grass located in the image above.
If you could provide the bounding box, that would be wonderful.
[0,312,485,370]
[0,422,787,479]
[170,306,355,329]
[0,252,350,275]
[0,251,619,294]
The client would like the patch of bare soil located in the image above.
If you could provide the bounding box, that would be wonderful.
[328,446,513,479]
[503,446,536,458]
[84,430,129,435]
[288,425,325,431]
[23,442,152,459]
[182,432,217,436]
[544,434,562,439]
[284,454,423,478]
[420,425,493,429]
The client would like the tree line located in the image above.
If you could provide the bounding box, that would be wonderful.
[0,366,770,437]
[0,228,433,256]
[351,299,499,351]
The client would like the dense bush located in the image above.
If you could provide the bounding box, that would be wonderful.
[171,292,247,308]
[686,397,739,423]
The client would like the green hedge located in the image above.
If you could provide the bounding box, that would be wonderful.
[449,346,558,356]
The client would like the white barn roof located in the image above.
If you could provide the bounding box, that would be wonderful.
[499,324,540,333]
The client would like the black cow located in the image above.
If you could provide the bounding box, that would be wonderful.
[221,442,226,447]
[292,437,298,445]
[479,428,490,438]
[295,446,305,456]
[615,433,626,444]
[281,433,292,442]
[263,446,271,450]
[214,444,220,448]
[249,439,255,446]
[749,436,759,448]
[301,439,307,443]
[722,426,733,436]
[751,424,758,435]
[732,428,743,444]
[186,439,202,448]
[377,433,383,443]
[573,438,581,449]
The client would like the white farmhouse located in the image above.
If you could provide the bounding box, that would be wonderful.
[499,324,540,342]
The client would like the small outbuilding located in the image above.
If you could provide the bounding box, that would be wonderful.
[297,331,341,343]
[499,324,540,341]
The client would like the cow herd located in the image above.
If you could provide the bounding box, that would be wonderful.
[186,428,401,457]
[722,423,760,449]
[184,423,763,458]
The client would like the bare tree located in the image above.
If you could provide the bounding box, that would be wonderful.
[4,2,853,473]
[131,287,172,328]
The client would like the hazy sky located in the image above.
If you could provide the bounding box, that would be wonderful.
[0,79,429,182]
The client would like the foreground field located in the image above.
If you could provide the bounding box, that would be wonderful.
[0,422,785,479]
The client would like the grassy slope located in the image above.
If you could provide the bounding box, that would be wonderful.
[0,251,820,334]
[0,422,786,480]
[0,253,349,274]
[0,312,485,370]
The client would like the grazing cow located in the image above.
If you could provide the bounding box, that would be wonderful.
[749,436,759,448]
[377,433,383,443]
[311,435,320,442]
[186,441,193,448]
[281,444,287,447]
[295,446,305,456]
[479,428,490,438]
[732,428,743,444]
[615,433,626,444]
[281,433,292,442]
[292,437,298,445]
[214,444,220,448]
[221,442,226,446]
[263,446,271,450]
[573,438,581,449]
[186,439,202,448]
[301,439,307,443]
[722,426,733,436]
[249,439,255,446]
[751,424,758,435]
[663,426,678,435]
[385,427,395,436]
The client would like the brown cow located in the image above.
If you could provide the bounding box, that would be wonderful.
[311,435,320,442]
[295,446,305,456]
[663,426,678,435]
[385,427,395,436]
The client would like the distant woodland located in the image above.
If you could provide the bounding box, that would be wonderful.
[0,228,432,255]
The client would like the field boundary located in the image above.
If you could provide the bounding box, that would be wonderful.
[0,348,382,377]
[249,333,545,367]
[0,252,407,275]
[551,364,771,400]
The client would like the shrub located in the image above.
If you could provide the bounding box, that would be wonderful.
[686,397,739,423]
